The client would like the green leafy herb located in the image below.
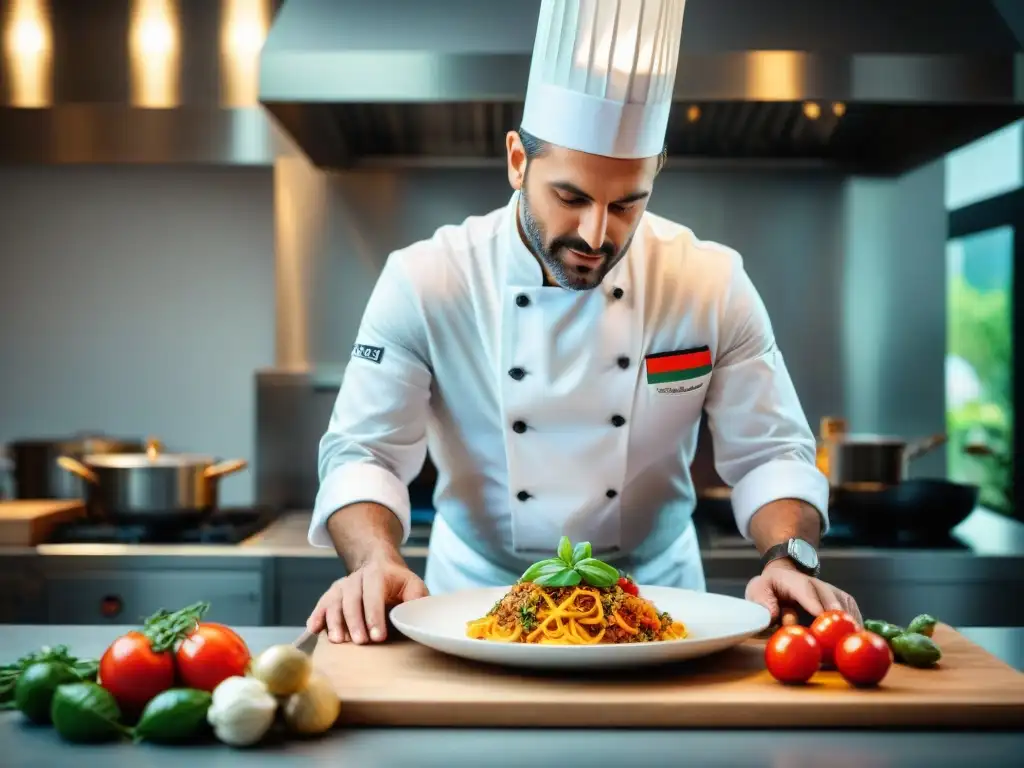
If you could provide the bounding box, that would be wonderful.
[557,536,573,563]
[133,688,212,744]
[519,558,566,582]
[571,541,592,565]
[520,536,620,588]
[573,558,620,587]
[534,567,582,587]
[50,682,130,743]
[0,645,98,711]
[519,604,537,632]
[142,601,210,653]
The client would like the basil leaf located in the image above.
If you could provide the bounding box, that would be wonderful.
[520,558,568,583]
[571,541,592,565]
[574,558,620,587]
[534,568,582,587]
[556,536,573,564]
[134,688,212,744]
[50,682,128,743]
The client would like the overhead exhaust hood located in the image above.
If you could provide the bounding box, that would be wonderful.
[259,0,1024,175]
[0,0,286,165]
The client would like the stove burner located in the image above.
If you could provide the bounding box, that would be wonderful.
[47,506,281,545]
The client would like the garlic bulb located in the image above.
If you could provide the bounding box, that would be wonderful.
[207,676,278,747]
[283,672,340,735]
[251,644,312,696]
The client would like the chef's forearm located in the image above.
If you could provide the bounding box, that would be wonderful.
[748,498,823,555]
[325,502,406,570]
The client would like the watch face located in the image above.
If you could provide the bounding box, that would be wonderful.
[788,538,819,570]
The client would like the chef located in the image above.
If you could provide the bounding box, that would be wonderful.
[306,0,861,645]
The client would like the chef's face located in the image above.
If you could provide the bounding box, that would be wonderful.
[506,131,660,291]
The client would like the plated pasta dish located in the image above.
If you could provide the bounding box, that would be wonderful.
[466,537,688,645]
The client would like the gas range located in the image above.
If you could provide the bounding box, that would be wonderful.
[46,506,281,545]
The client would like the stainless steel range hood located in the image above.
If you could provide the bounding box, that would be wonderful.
[259,0,1024,175]
[0,0,286,165]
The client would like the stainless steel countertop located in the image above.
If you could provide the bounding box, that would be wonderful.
[0,511,429,560]
[1,624,1022,768]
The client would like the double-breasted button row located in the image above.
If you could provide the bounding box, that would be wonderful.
[517,290,622,305]
[509,415,625,434]
[518,289,623,306]
[516,488,619,502]
[508,357,629,382]
[511,286,625,505]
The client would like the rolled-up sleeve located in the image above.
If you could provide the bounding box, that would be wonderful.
[308,255,433,548]
[704,256,829,540]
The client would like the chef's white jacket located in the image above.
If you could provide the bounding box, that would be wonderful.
[309,191,829,594]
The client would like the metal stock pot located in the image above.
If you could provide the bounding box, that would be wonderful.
[820,432,947,488]
[4,434,147,500]
[57,443,248,524]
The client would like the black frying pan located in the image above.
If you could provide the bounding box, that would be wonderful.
[830,479,979,536]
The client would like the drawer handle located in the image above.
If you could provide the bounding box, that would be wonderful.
[100,595,123,619]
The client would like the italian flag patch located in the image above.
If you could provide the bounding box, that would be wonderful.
[645,346,712,384]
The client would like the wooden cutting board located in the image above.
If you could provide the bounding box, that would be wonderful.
[310,624,1024,728]
[0,500,86,545]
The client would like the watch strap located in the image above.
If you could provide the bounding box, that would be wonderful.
[761,541,820,577]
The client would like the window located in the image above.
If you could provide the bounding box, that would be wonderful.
[946,226,1014,515]
[945,120,1022,211]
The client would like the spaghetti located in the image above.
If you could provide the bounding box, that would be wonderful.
[466,581,689,645]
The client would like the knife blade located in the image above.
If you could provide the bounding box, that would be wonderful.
[292,629,318,656]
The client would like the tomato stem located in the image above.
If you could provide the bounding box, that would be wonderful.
[141,601,210,653]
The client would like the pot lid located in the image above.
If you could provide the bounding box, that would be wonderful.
[82,453,217,469]
[825,433,908,446]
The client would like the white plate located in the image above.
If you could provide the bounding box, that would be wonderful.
[389,585,771,669]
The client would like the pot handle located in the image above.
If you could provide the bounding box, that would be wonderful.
[145,436,163,458]
[56,456,99,485]
[204,458,248,480]
[904,433,947,461]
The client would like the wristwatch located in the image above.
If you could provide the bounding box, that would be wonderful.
[761,538,820,578]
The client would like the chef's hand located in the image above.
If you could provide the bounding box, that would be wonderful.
[306,552,428,645]
[745,561,862,626]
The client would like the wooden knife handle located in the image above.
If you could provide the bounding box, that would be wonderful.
[781,603,817,626]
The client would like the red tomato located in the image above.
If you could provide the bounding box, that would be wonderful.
[98,631,176,714]
[835,631,893,687]
[809,609,860,666]
[765,626,822,684]
[175,622,252,691]
[617,577,639,596]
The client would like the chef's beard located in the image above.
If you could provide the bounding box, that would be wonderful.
[518,186,630,291]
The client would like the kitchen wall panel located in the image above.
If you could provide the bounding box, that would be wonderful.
[0,166,275,504]
[842,162,948,479]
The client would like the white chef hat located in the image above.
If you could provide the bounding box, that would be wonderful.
[521,0,687,160]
